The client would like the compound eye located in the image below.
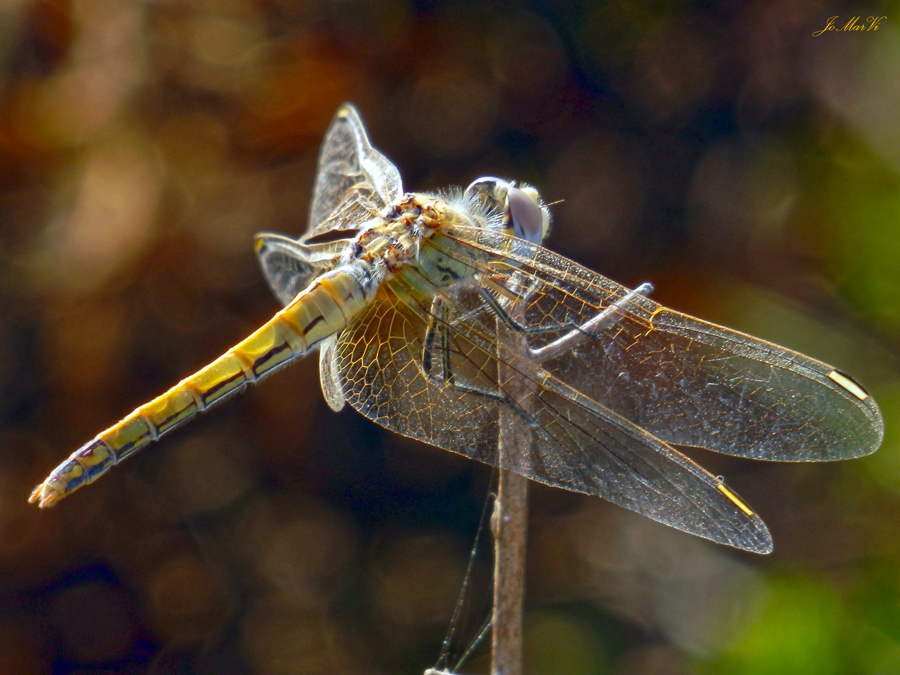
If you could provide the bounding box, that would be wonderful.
[508,186,543,244]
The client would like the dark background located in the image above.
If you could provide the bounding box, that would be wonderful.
[1,0,899,673]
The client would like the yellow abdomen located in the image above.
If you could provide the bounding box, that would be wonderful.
[30,267,369,507]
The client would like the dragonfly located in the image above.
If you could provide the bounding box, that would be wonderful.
[29,104,884,554]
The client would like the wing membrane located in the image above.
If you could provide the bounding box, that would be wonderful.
[433,226,883,462]
[255,233,347,305]
[333,277,773,553]
[306,104,403,239]
[319,334,346,412]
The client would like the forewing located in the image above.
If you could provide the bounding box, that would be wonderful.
[306,104,403,239]
[435,226,884,462]
[332,276,772,553]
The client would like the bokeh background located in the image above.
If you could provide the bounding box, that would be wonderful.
[1,0,899,673]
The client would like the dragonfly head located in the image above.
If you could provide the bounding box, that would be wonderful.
[464,176,551,245]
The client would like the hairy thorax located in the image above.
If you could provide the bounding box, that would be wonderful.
[352,193,483,289]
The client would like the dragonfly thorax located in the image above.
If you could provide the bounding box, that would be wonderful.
[350,192,476,287]
[353,194,446,274]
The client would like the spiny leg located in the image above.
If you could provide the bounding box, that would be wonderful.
[420,297,538,428]
[479,281,654,363]
[422,297,495,396]
[422,301,440,377]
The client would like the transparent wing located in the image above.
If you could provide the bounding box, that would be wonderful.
[334,278,773,553]
[305,103,403,240]
[319,334,346,412]
[430,226,883,462]
[257,105,402,304]
[254,233,346,305]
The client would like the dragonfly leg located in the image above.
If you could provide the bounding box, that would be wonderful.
[481,282,654,363]
[422,305,438,376]
[422,298,485,391]
[421,298,539,428]
[422,298,453,382]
